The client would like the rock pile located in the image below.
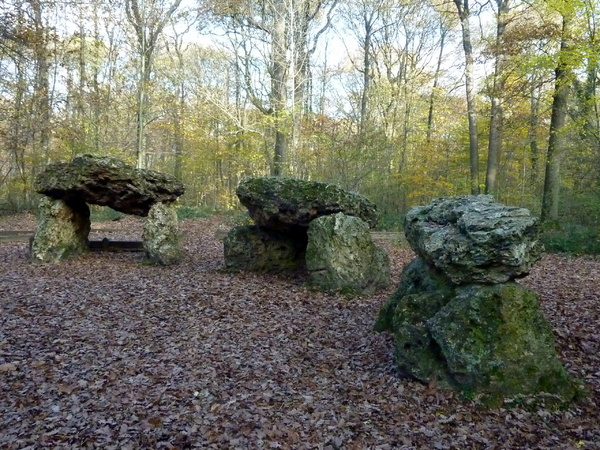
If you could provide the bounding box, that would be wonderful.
[31,154,184,265]
[375,195,578,403]
[224,177,390,294]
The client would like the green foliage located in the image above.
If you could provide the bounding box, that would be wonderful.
[541,222,600,255]
[89,206,124,222]
[375,212,405,231]
[176,205,218,220]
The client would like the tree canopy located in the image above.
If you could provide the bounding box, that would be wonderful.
[1,0,599,230]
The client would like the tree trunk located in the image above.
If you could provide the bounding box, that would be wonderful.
[454,0,479,194]
[426,25,447,147]
[271,4,288,176]
[541,12,573,223]
[125,0,183,169]
[31,0,51,169]
[485,0,510,196]
[529,85,541,186]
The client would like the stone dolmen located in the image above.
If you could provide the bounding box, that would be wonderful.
[375,195,579,404]
[224,177,390,295]
[31,154,184,265]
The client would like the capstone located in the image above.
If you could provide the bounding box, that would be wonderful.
[35,154,184,217]
[404,195,544,284]
[236,177,378,232]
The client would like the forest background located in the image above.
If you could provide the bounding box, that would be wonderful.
[1,0,599,254]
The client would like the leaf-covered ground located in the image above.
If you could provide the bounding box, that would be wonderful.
[0,214,598,449]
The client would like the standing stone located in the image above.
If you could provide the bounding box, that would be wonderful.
[31,197,90,263]
[223,225,305,272]
[376,196,579,404]
[142,202,182,265]
[306,213,390,294]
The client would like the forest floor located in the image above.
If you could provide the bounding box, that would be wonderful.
[0,213,599,449]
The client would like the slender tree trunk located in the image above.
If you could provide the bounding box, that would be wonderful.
[529,85,541,186]
[31,0,51,169]
[125,0,183,169]
[271,5,288,176]
[360,17,373,138]
[454,0,479,194]
[485,0,510,195]
[541,12,573,223]
[426,26,447,147]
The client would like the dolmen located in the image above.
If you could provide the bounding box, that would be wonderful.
[224,177,390,295]
[375,195,579,404]
[31,154,184,265]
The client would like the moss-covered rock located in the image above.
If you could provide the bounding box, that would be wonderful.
[377,196,577,404]
[142,202,182,266]
[305,213,390,295]
[30,196,90,263]
[35,154,184,217]
[375,258,453,332]
[306,213,390,294]
[376,266,578,402]
[429,283,577,401]
[223,225,306,273]
[236,177,378,233]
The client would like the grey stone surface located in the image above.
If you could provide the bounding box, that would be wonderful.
[30,196,90,263]
[404,195,544,284]
[236,177,378,233]
[223,225,305,273]
[142,202,182,266]
[35,154,184,217]
[305,213,390,295]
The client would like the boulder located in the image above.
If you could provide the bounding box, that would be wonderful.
[374,258,453,333]
[142,202,182,265]
[35,154,184,217]
[376,259,578,402]
[428,283,577,401]
[404,195,544,284]
[236,177,378,233]
[376,196,578,404]
[30,196,90,263]
[223,225,305,272]
[305,213,390,295]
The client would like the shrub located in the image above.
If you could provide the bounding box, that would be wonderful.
[541,223,600,256]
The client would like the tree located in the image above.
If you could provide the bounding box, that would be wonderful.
[541,2,577,223]
[453,0,480,194]
[125,0,183,169]
[485,0,511,195]
[210,0,337,176]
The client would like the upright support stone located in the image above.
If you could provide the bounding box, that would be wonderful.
[306,213,390,295]
[31,196,91,263]
[142,202,182,266]
[223,225,305,272]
